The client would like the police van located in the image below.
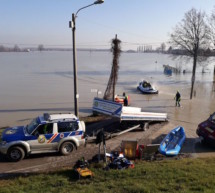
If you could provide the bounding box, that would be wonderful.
[0,113,86,162]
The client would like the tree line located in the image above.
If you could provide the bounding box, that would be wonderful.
[0,45,28,52]
[0,44,45,52]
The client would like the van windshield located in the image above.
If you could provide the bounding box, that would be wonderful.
[26,118,40,134]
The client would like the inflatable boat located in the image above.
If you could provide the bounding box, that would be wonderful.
[159,126,186,156]
[137,80,158,94]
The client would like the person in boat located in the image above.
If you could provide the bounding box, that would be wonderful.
[174,91,181,107]
[142,81,147,88]
[142,81,150,88]
[123,92,128,106]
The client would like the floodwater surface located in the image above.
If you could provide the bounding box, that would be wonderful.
[0,51,214,128]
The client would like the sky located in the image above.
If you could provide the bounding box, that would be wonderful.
[0,0,215,50]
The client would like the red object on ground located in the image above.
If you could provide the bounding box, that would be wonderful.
[136,144,144,158]
[114,95,130,106]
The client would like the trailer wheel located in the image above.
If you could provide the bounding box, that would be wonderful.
[7,146,25,162]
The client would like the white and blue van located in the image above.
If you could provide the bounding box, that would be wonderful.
[0,113,86,162]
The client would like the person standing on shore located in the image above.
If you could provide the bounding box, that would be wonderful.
[174,91,181,107]
[123,92,128,106]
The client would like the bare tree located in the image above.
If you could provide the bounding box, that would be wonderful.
[0,45,5,52]
[14,44,20,52]
[167,46,173,54]
[209,6,215,47]
[209,7,215,91]
[161,42,166,53]
[170,8,210,99]
[38,44,44,52]
[104,35,121,101]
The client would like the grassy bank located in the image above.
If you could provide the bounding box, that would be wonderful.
[1,157,215,193]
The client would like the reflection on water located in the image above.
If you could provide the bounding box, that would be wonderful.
[0,51,214,127]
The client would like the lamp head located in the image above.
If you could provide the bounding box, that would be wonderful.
[94,0,104,4]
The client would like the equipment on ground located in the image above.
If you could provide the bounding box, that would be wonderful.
[74,157,93,179]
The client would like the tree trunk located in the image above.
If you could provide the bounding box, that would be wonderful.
[103,34,121,101]
[190,54,197,99]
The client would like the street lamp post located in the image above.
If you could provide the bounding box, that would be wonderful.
[69,0,104,117]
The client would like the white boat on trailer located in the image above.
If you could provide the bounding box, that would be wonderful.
[137,80,158,94]
[92,98,167,122]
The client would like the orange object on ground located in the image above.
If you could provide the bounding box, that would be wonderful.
[114,95,130,106]
[76,167,93,179]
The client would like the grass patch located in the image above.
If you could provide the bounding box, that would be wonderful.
[1,157,215,192]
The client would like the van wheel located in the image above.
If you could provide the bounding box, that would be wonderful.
[7,146,25,162]
[60,142,75,155]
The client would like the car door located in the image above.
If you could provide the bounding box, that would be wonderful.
[55,121,79,146]
[28,123,54,152]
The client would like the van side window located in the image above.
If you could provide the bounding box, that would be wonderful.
[57,122,79,133]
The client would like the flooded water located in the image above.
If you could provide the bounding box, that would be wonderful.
[0,51,215,127]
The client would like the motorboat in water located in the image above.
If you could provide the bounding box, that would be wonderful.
[137,80,158,94]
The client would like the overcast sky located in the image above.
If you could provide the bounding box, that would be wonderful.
[0,0,214,50]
